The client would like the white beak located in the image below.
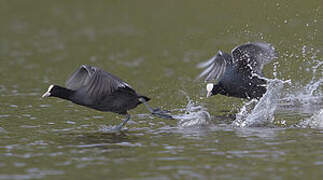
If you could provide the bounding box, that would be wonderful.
[42,85,54,98]
[42,92,51,98]
[206,91,212,98]
[206,83,214,98]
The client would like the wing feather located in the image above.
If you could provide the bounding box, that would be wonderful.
[197,56,216,68]
[85,68,132,99]
[66,65,94,90]
[231,42,277,74]
[196,51,230,82]
[66,65,133,100]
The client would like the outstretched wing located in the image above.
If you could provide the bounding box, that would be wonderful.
[66,65,95,90]
[231,42,277,75]
[196,51,231,82]
[66,65,133,99]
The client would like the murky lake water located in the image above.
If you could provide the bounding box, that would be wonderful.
[1,0,322,179]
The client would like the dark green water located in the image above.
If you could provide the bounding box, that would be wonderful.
[0,1,322,179]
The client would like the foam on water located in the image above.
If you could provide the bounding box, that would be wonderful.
[233,79,285,127]
[233,47,322,128]
[278,61,322,114]
[172,93,211,128]
[298,109,323,128]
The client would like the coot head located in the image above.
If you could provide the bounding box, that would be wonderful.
[206,83,223,97]
[42,84,74,100]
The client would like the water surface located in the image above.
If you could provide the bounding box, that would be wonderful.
[0,0,322,179]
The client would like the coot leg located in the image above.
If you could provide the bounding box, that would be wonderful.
[140,99,173,119]
[114,114,131,131]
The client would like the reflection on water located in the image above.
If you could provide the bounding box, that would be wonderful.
[1,0,323,179]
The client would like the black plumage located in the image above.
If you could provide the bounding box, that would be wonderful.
[42,65,154,130]
[197,42,277,99]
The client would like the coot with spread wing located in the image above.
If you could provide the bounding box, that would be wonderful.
[42,65,172,131]
[197,42,277,99]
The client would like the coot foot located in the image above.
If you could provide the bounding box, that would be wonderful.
[139,98,173,119]
[151,108,174,119]
[113,114,131,131]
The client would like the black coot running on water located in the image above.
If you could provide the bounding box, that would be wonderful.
[42,65,172,131]
[197,42,277,99]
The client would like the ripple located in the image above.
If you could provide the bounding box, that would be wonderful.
[27,140,48,146]
[0,168,65,180]
[0,127,7,133]
[72,143,111,148]
[13,162,26,167]
[20,125,40,129]
[92,116,104,119]
[65,121,76,125]
[115,142,142,147]
[39,104,51,108]
[0,115,10,118]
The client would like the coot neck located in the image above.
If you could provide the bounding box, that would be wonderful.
[212,84,225,95]
[51,85,75,101]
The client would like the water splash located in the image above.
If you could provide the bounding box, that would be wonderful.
[172,92,211,128]
[233,79,285,127]
[233,46,322,128]
[98,125,128,134]
[278,59,322,114]
[303,59,322,96]
[298,109,323,128]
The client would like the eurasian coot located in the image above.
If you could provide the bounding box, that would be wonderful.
[42,65,172,131]
[197,42,277,99]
